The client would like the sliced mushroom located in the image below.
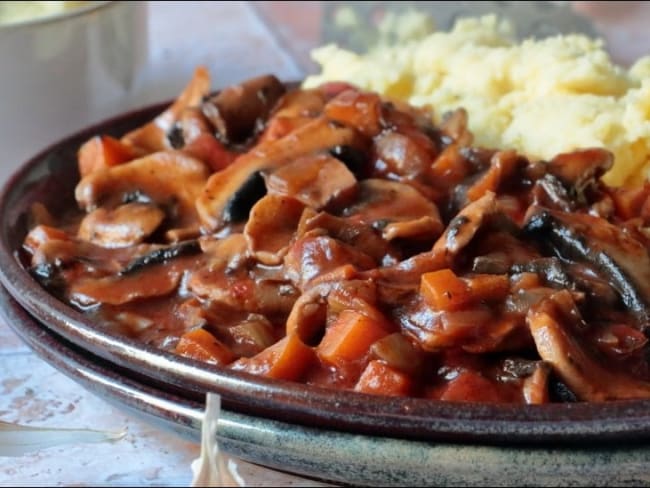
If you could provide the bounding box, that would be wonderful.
[373,130,437,180]
[196,116,361,230]
[202,74,286,145]
[69,258,191,306]
[187,266,297,316]
[283,233,376,289]
[342,179,443,242]
[75,151,209,229]
[524,206,650,328]
[78,203,165,248]
[298,211,398,263]
[122,66,211,153]
[286,278,377,344]
[265,154,358,210]
[527,292,650,401]
[547,148,613,198]
[244,194,306,265]
[432,191,497,261]
[120,240,201,275]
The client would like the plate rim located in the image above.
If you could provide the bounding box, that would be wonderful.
[4,283,650,486]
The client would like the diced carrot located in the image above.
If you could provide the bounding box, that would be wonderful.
[324,90,383,137]
[439,370,504,403]
[175,328,235,366]
[354,360,413,397]
[231,334,316,381]
[182,133,237,172]
[78,135,140,177]
[420,269,471,311]
[465,274,510,303]
[317,310,390,365]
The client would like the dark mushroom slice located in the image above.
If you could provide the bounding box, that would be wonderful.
[370,191,498,286]
[264,154,358,210]
[122,66,211,153]
[532,173,575,212]
[78,203,165,248]
[244,194,306,266]
[524,206,650,329]
[546,148,613,200]
[196,116,361,231]
[222,170,267,224]
[329,144,372,179]
[70,261,188,307]
[202,74,286,145]
[527,291,650,401]
[120,240,201,275]
[75,151,210,229]
[510,257,573,289]
[341,179,443,242]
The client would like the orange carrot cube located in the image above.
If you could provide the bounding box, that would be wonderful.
[175,328,235,366]
[420,269,471,311]
[354,360,413,397]
[318,310,390,365]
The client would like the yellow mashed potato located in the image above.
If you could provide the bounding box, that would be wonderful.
[0,1,88,26]
[304,15,650,186]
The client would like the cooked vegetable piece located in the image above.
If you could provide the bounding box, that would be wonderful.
[122,66,211,152]
[75,151,209,228]
[284,234,376,289]
[354,360,413,397]
[197,117,360,230]
[439,370,505,403]
[465,150,519,202]
[324,89,383,137]
[528,292,650,401]
[175,328,235,365]
[70,261,184,306]
[317,309,390,365]
[78,135,142,177]
[265,154,358,210]
[181,133,238,172]
[120,240,201,275]
[244,195,306,266]
[369,333,424,376]
[222,171,267,224]
[78,203,165,248]
[420,269,471,312]
[230,334,316,381]
[202,74,286,144]
[525,207,650,328]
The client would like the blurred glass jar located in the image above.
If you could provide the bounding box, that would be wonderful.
[0,1,147,182]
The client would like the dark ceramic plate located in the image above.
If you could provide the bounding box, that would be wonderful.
[3,284,650,486]
[3,98,650,446]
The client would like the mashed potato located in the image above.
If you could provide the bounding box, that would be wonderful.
[0,1,88,26]
[304,15,650,186]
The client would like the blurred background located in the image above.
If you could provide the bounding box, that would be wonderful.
[0,1,647,183]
